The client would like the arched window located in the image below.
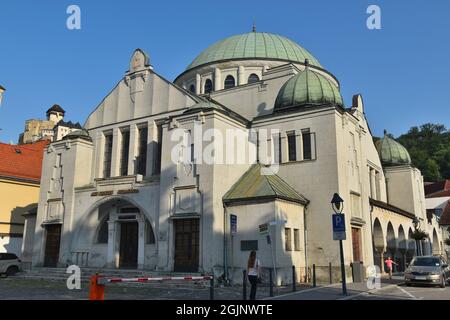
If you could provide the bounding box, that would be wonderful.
[204,79,213,94]
[224,75,235,89]
[189,84,196,93]
[97,218,109,244]
[146,220,155,244]
[248,73,260,84]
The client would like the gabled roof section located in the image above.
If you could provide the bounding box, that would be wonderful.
[223,163,309,205]
[0,140,49,183]
[439,201,450,226]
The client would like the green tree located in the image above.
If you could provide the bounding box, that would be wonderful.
[397,123,450,181]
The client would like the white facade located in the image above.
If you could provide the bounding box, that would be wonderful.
[29,34,444,285]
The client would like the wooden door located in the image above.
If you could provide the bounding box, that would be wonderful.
[174,219,199,272]
[352,227,362,262]
[119,222,138,269]
[44,224,61,267]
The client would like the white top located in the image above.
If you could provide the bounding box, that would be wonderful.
[248,258,260,276]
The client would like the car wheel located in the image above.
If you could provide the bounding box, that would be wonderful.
[440,276,446,288]
[6,266,19,276]
[405,282,411,287]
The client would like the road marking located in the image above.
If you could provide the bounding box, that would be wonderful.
[262,284,340,300]
[338,284,397,300]
[397,286,419,300]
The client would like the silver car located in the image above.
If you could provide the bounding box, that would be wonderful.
[404,256,450,288]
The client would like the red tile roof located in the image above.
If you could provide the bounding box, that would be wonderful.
[439,201,450,226]
[0,140,49,183]
[425,180,450,197]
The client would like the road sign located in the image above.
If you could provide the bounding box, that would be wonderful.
[332,213,346,240]
[269,220,287,226]
[230,214,237,236]
[259,223,269,235]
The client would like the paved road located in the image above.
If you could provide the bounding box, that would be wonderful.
[268,275,450,300]
[350,283,450,300]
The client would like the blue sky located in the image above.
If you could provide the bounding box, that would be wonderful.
[0,0,449,143]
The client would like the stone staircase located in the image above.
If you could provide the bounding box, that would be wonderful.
[16,267,203,283]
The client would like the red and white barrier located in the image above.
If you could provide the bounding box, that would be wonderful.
[98,275,213,285]
[90,274,215,300]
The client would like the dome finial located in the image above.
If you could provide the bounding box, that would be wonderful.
[252,19,256,32]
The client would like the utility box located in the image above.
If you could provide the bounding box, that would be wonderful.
[351,261,365,283]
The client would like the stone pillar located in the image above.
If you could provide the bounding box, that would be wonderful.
[137,218,145,269]
[281,133,289,163]
[296,132,303,161]
[238,65,246,85]
[196,74,201,95]
[93,131,105,180]
[128,124,138,175]
[146,121,157,178]
[106,220,117,268]
[214,68,221,91]
[111,128,121,177]
[370,169,377,199]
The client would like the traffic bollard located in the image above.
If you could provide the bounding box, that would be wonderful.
[292,265,296,292]
[242,270,247,300]
[210,276,214,300]
[313,264,316,288]
[269,268,274,297]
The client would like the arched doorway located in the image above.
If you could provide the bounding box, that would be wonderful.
[386,222,397,272]
[71,196,156,269]
[373,218,385,272]
[397,226,407,271]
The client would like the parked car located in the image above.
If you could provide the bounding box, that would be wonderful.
[404,255,450,288]
[0,253,22,277]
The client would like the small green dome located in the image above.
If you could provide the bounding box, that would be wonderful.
[375,132,411,166]
[274,67,343,110]
[186,32,322,71]
[63,129,92,142]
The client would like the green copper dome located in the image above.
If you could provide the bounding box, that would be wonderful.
[274,67,343,110]
[186,32,322,71]
[375,132,412,166]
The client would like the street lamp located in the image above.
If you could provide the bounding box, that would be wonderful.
[0,85,5,107]
[412,216,421,256]
[331,193,347,296]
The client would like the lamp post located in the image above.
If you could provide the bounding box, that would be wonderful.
[0,85,5,107]
[412,216,421,256]
[331,193,347,296]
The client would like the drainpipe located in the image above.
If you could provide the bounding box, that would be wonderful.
[223,203,229,283]
[303,204,309,283]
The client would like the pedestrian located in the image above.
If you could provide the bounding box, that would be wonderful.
[384,256,398,280]
[247,250,261,300]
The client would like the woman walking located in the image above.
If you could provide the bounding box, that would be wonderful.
[247,250,261,300]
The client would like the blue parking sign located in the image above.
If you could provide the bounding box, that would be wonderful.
[332,214,346,240]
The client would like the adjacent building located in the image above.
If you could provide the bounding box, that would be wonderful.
[28,30,445,284]
[0,140,48,266]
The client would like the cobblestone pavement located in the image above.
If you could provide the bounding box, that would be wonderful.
[0,276,306,300]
